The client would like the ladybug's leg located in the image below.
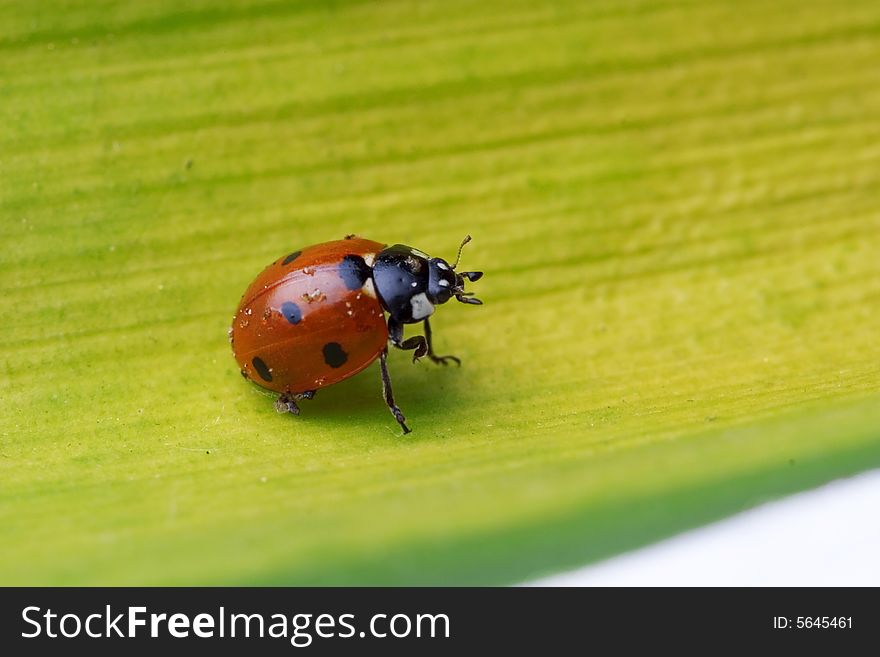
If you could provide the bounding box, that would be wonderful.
[388,317,460,366]
[387,317,428,363]
[274,393,300,415]
[422,318,461,366]
[379,348,411,434]
[274,390,316,415]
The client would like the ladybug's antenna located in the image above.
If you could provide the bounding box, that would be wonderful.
[451,235,472,269]
[450,235,482,305]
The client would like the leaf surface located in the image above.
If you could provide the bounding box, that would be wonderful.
[2,0,879,584]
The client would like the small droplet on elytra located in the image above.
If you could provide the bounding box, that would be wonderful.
[302,289,326,303]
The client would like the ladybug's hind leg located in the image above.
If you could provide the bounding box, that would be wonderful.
[274,390,316,415]
[379,348,411,434]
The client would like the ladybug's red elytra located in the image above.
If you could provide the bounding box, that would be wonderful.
[230,235,483,433]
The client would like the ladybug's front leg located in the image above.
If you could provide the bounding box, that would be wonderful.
[388,317,461,366]
[387,317,428,363]
[422,318,461,366]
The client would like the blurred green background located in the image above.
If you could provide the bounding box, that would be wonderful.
[2,0,880,585]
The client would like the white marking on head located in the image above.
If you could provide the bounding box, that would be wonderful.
[410,292,434,320]
[438,279,450,287]
[436,261,449,271]
[363,253,376,267]
[411,281,418,287]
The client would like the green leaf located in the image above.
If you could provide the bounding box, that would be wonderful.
[2,0,880,585]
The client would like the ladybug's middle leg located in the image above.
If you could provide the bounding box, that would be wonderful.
[274,390,316,415]
[378,348,411,434]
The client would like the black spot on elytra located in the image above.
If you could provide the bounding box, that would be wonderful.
[338,254,371,290]
[280,301,302,324]
[252,357,272,382]
[322,342,348,368]
[282,250,302,266]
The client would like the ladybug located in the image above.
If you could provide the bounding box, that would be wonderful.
[230,235,483,433]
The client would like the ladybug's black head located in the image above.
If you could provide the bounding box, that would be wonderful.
[426,235,483,306]
[372,236,483,324]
